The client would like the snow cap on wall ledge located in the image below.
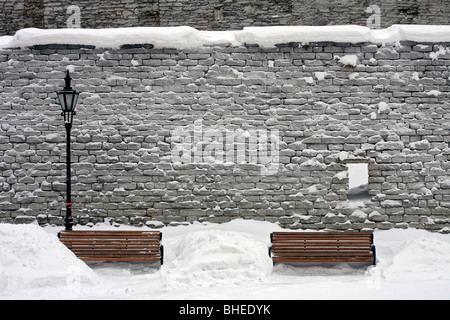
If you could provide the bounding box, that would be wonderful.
[1,25,450,50]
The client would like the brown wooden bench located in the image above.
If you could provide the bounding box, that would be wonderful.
[269,231,376,266]
[58,230,163,264]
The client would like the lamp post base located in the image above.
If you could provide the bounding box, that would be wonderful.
[64,204,73,231]
[64,222,73,231]
[64,220,73,231]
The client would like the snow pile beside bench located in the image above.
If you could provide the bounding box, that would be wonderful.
[381,234,450,281]
[162,229,272,289]
[0,224,99,298]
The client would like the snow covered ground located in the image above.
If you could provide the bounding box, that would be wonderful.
[1,219,449,300]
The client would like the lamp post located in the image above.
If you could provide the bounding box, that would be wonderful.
[57,70,79,231]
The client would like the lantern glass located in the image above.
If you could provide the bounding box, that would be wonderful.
[58,91,79,113]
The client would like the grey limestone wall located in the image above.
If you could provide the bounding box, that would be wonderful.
[0,40,449,231]
[1,0,450,36]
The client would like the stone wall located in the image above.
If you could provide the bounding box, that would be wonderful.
[1,0,450,36]
[0,39,449,231]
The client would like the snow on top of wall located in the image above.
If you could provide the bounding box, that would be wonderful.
[1,25,450,50]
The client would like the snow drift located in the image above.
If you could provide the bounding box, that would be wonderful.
[1,25,450,50]
[0,224,99,298]
[161,229,272,289]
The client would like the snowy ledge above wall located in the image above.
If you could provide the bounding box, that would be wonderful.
[1,25,450,50]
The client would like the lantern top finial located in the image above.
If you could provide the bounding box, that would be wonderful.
[64,70,72,90]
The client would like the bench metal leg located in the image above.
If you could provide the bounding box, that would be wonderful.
[372,245,376,266]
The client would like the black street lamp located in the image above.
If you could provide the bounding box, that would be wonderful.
[57,70,79,231]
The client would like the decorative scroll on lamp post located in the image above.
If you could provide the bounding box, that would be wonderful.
[57,70,79,231]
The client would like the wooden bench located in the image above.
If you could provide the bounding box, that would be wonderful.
[269,231,376,266]
[58,230,163,264]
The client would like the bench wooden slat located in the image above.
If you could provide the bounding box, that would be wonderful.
[273,258,374,263]
[273,248,372,252]
[270,231,376,266]
[65,248,162,253]
[59,232,161,238]
[272,232,372,236]
[272,232,373,239]
[61,242,161,246]
[71,256,161,262]
[273,254,374,259]
[272,241,372,245]
[58,230,164,264]
[272,251,374,256]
